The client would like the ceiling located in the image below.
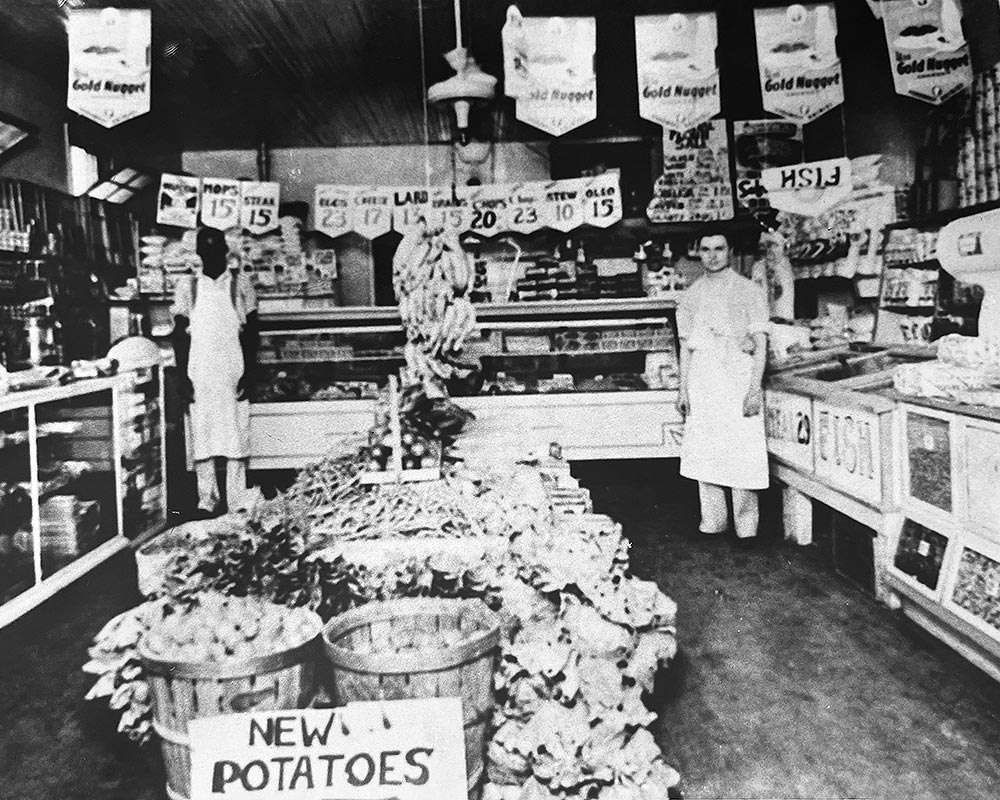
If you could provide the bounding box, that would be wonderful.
[0,0,726,153]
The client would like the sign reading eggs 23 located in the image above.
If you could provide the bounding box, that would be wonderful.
[764,390,814,472]
[813,401,882,505]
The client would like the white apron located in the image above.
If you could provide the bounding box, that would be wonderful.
[680,327,769,491]
[188,273,250,461]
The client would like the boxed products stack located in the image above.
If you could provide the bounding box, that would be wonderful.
[39,495,101,568]
[957,66,1000,206]
[515,257,577,302]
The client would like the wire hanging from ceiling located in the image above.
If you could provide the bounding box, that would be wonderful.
[417,0,433,193]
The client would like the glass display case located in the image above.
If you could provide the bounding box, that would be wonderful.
[0,371,167,627]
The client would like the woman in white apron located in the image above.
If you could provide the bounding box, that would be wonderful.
[676,234,769,543]
[171,228,258,516]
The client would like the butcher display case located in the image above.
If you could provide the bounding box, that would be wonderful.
[247,298,682,468]
[0,368,167,627]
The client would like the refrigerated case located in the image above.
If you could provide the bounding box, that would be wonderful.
[0,369,167,627]
[246,298,682,468]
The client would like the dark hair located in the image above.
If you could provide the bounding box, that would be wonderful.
[196,226,227,251]
[697,231,734,248]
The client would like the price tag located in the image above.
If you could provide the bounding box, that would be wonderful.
[542,178,588,233]
[351,187,393,240]
[314,185,354,239]
[428,185,470,232]
[579,173,623,229]
[463,183,509,238]
[239,181,281,235]
[392,187,431,235]
[506,183,544,235]
[199,178,241,231]
[917,540,931,558]
[156,173,200,229]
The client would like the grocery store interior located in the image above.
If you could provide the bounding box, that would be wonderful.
[2,1,1000,799]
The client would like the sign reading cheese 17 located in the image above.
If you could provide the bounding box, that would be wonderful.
[813,401,882,505]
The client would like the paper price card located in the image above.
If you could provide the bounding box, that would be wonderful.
[67,8,151,128]
[352,187,393,240]
[461,183,509,238]
[188,698,468,800]
[505,183,544,235]
[754,4,844,124]
[392,187,432,235]
[647,121,734,223]
[240,181,281,235]
[733,120,804,213]
[156,174,200,229]
[761,157,853,216]
[882,0,972,105]
[427,185,470,232]
[314,185,355,239]
[579,173,624,229]
[541,178,588,233]
[635,13,721,132]
[200,179,241,231]
[509,15,597,136]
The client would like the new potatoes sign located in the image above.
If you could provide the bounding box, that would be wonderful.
[188,698,468,800]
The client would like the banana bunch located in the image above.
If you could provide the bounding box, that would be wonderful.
[394,225,478,391]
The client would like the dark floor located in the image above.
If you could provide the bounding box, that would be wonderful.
[2,461,1000,800]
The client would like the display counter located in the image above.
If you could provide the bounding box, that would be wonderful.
[0,368,167,627]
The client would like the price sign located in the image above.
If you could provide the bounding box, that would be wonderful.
[392,187,431,235]
[199,178,241,231]
[239,181,281,235]
[541,178,587,233]
[764,390,814,472]
[428,185,470,232]
[462,183,509,238]
[156,173,200,229]
[761,157,853,215]
[579,173,623,229]
[814,401,883,505]
[506,183,544,235]
[188,698,469,800]
[352,187,393,240]
[314,185,354,239]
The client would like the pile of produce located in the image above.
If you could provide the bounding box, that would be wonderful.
[393,225,478,394]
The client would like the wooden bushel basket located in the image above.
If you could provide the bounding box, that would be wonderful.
[322,598,501,796]
[140,636,319,800]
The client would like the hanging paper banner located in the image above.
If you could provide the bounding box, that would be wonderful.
[67,8,151,128]
[156,173,200,229]
[635,13,721,132]
[882,0,972,105]
[754,3,844,124]
[647,121,734,223]
[540,178,588,232]
[733,120,805,213]
[199,178,241,231]
[239,181,281,234]
[762,157,853,215]
[352,187,394,240]
[314,185,355,239]
[391,186,432,234]
[506,183,545,235]
[504,14,597,136]
[461,183,510,238]
[580,172,624,228]
[427,185,471,232]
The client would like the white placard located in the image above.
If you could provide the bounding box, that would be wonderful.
[188,698,468,800]
[462,183,509,238]
[67,8,151,128]
[352,187,394,240]
[579,173,624,229]
[505,183,545,235]
[156,173,200,229]
[427,185,470,232]
[764,389,815,472]
[240,181,281,235]
[635,13,721,132]
[199,178,241,231]
[314,185,355,239]
[391,187,431,235]
[813,401,883,505]
[754,3,844,124]
[648,121,734,223]
[762,157,853,215]
[541,178,588,233]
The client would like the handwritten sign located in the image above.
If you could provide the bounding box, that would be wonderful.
[754,3,843,124]
[460,183,509,238]
[67,8,151,128]
[764,390,814,472]
[813,401,883,505]
[156,173,200,229]
[580,173,624,229]
[882,0,972,105]
[352,187,394,240]
[200,178,241,231]
[314,185,355,239]
[635,13,721,132]
[762,157,853,215]
[240,181,281,235]
[733,120,804,214]
[648,121,734,223]
[188,699,468,800]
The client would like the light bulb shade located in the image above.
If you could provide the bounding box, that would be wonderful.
[428,47,497,104]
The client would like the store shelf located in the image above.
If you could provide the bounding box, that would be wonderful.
[879,304,935,315]
[883,259,940,271]
[617,215,762,238]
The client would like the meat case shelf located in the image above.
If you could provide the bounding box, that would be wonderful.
[247,298,681,468]
[0,367,167,627]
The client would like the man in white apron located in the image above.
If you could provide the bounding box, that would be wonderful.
[676,233,769,545]
[171,228,258,517]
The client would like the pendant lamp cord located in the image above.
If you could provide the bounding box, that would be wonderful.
[454,0,463,50]
[418,0,432,194]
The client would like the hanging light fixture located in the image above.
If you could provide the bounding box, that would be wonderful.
[427,0,497,145]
